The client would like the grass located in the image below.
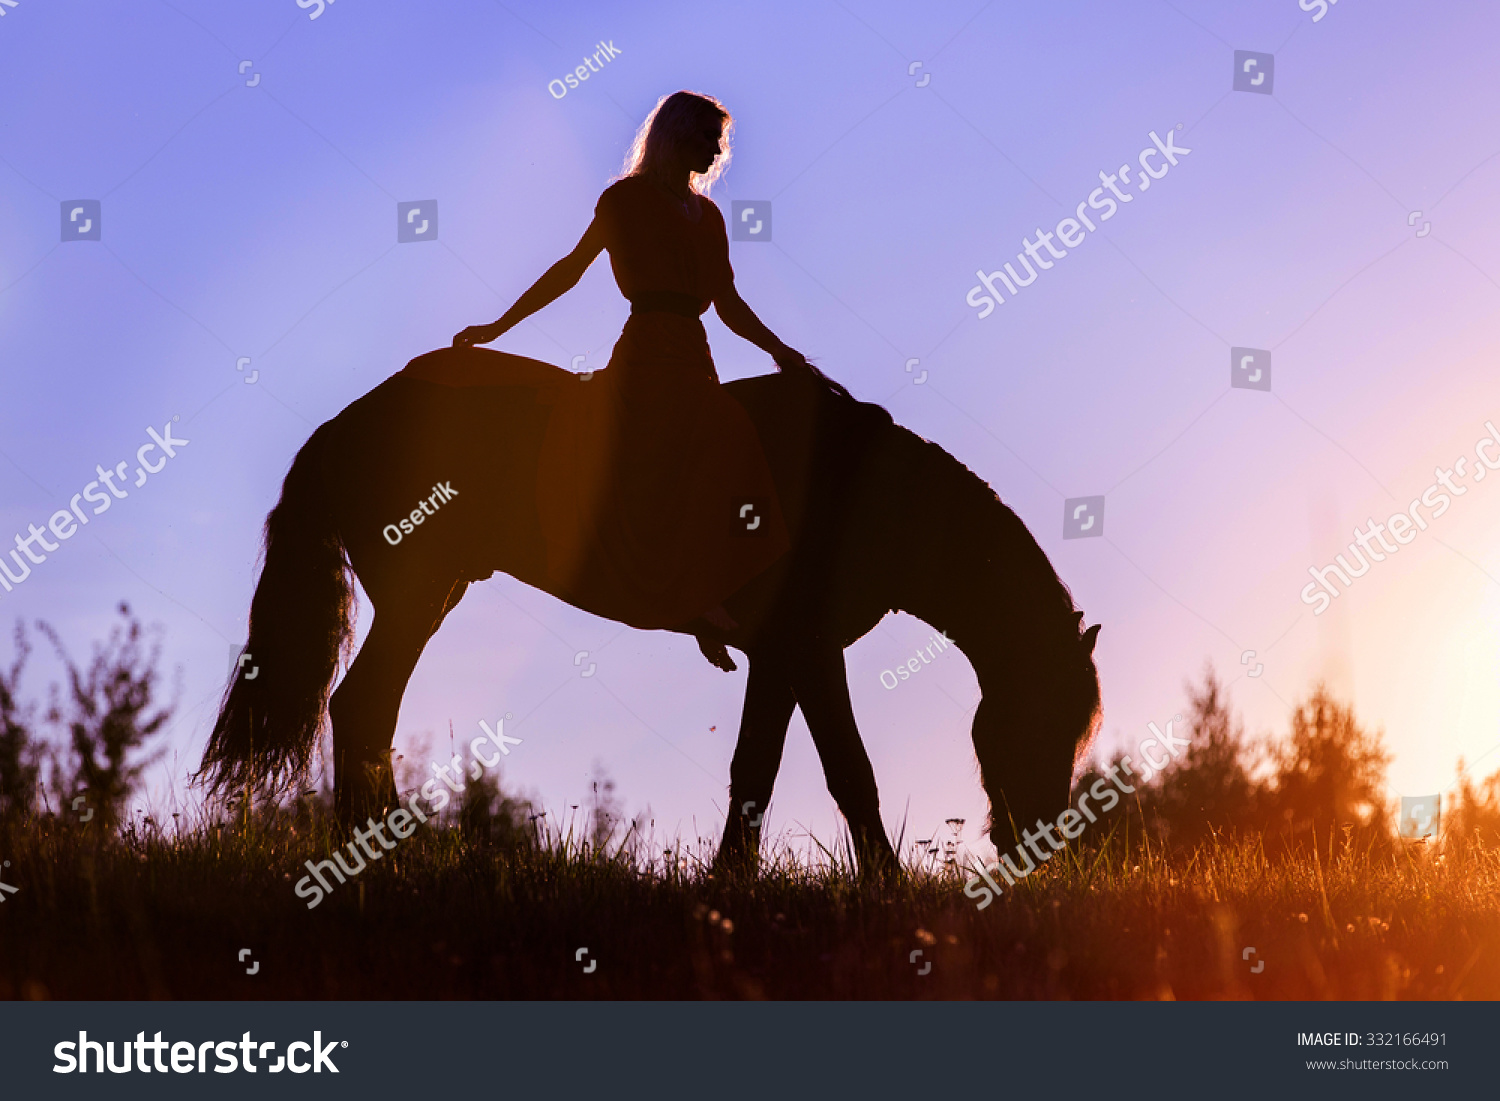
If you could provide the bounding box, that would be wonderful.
[3,809,1498,1000]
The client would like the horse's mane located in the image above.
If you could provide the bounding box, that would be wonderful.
[795,365,1003,516]
[815,376,1084,632]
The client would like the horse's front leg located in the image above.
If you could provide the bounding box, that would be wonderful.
[784,642,898,878]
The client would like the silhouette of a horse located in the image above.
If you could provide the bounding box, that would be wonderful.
[201,346,1101,872]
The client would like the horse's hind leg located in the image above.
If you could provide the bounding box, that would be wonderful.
[330,575,468,827]
[714,652,798,873]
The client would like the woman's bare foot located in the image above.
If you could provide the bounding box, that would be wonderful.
[697,636,738,672]
[703,603,738,632]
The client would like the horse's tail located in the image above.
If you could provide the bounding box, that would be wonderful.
[200,423,354,799]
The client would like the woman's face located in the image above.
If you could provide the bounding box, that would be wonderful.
[683,119,724,175]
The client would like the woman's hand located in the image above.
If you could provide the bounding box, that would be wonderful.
[770,341,850,398]
[771,342,810,371]
[452,320,508,348]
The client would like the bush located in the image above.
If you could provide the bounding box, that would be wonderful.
[0,624,41,820]
[1072,673,1392,857]
[0,603,176,829]
[1261,685,1391,850]
[1448,760,1500,847]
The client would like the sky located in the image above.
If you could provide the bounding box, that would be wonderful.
[1,0,1498,866]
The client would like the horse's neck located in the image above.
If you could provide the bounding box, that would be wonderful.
[859,428,988,635]
[876,428,1076,659]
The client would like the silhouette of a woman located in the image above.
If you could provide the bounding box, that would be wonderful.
[454,91,805,654]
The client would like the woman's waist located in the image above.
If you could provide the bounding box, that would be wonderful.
[625,288,709,318]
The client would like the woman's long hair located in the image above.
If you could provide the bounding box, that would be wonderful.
[613,90,733,196]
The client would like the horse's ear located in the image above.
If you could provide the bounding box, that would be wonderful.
[1081,624,1101,655]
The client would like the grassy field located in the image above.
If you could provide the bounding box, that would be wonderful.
[3,809,1498,1001]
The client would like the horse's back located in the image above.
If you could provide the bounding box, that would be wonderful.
[398,346,574,391]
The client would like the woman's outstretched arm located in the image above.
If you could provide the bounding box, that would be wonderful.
[453,219,606,346]
[717,281,852,397]
[713,282,809,369]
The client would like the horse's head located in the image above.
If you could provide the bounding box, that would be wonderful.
[964,608,1103,853]
[835,412,1104,860]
